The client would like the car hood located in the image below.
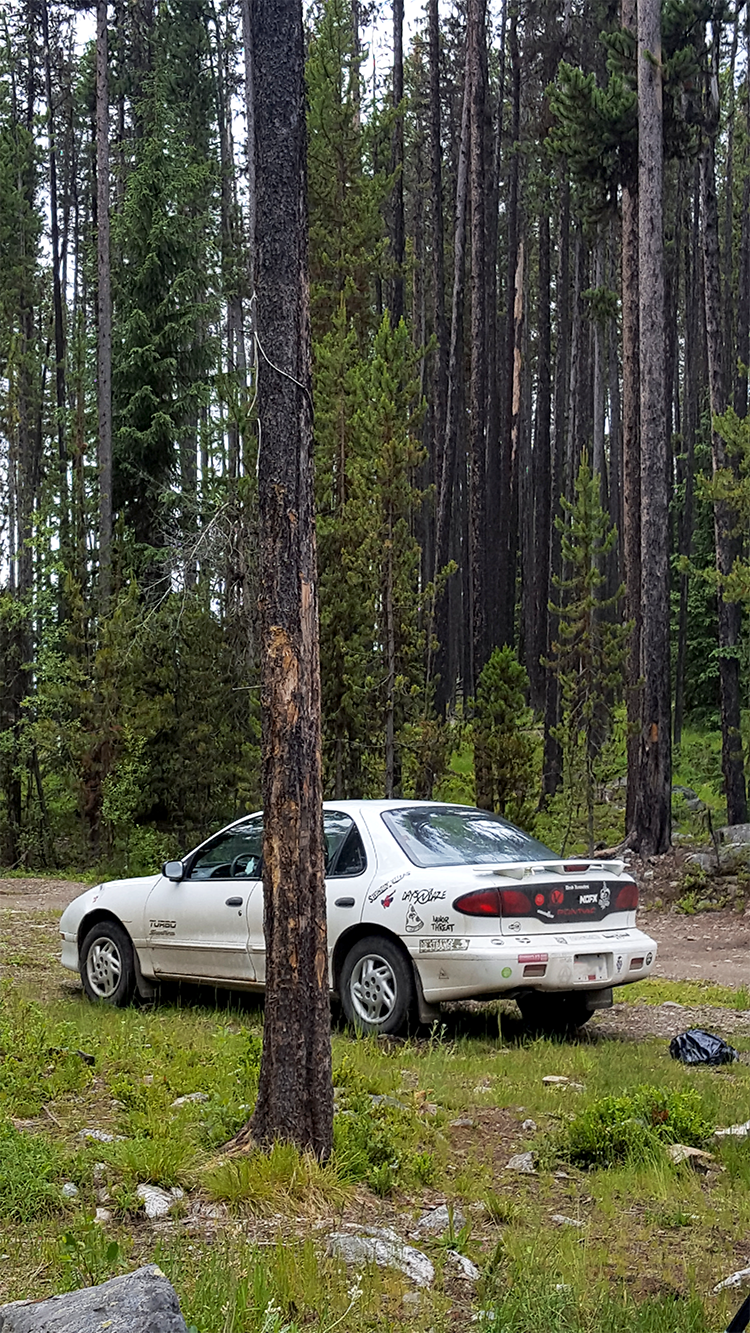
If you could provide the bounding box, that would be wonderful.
[60,874,162,931]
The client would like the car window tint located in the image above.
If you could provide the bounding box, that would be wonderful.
[189,820,263,880]
[324,812,367,877]
[381,807,556,868]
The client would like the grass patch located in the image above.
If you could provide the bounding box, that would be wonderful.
[0,1120,67,1222]
[4,904,750,1330]
[203,1141,348,1215]
[617,977,750,1009]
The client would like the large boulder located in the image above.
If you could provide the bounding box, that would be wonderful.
[0,1265,188,1332]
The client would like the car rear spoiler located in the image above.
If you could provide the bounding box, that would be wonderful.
[474,859,626,879]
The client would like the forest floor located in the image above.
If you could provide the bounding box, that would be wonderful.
[3,866,750,1333]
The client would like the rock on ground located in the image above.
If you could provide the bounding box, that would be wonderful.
[505,1152,536,1174]
[136,1185,185,1219]
[0,1264,188,1332]
[412,1204,465,1238]
[326,1227,434,1287]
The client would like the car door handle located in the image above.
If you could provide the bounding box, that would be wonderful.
[225,897,243,907]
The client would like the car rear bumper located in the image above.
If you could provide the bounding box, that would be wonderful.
[412,927,657,1002]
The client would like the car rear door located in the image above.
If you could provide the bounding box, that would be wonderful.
[245,809,376,984]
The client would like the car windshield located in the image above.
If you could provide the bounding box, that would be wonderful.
[381,806,557,868]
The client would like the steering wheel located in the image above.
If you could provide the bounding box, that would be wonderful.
[230,853,252,878]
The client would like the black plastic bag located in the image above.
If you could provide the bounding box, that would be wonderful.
[727,1292,750,1333]
[669,1028,738,1066]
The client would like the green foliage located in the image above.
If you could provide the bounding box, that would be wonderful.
[315,310,430,795]
[112,0,217,547]
[550,1,710,220]
[59,1221,123,1290]
[0,993,93,1115]
[472,646,537,826]
[480,1274,710,1333]
[559,1085,714,1168]
[0,1119,66,1222]
[547,455,629,853]
[306,0,388,344]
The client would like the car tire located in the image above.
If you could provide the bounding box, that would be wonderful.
[340,935,415,1036]
[516,990,592,1035]
[80,920,137,1006]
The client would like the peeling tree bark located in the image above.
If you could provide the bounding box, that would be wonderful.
[241,0,332,1160]
[633,0,671,855]
[96,0,113,618]
[621,0,641,835]
[701,58,747,827]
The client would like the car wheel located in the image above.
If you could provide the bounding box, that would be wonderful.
[516,990,591,1034]
[340,935,415,1036]
[80,920,137,1006]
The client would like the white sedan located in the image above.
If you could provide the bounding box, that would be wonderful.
[59,800,657,1034]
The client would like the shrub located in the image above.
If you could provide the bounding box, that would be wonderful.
[560,1085,714,1167]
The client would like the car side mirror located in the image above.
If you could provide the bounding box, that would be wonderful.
[163,860,184,882]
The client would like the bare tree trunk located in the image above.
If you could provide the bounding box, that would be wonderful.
[542,174,570,804]
[497,4,521,648]
[701,51,747,826]
[468,0,486,697]
[735,4,750,419]
[390,0,404,322]
[633,0,671,855]
[433,61,470,717]
[622,0,641,834]
[529,205,552,711]
[243,0,332,1159]
[674,175,699,750]
[41,0,70,576]
[96,0,113,617]
[428,0,448,523]
[384,506,396,797]
[240,0,256,289]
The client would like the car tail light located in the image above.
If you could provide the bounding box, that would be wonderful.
[499,890,534,916]
[453,888,502,917]
[629,956,645,970]
[523,963,547,977]
[615,884,639,910]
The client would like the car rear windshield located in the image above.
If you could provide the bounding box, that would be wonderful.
[381,807,557,868]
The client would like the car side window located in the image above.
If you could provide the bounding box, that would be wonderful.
[324,812,367,878]
[188,819,263,880]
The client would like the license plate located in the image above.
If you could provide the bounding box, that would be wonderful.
[574,953,607,982]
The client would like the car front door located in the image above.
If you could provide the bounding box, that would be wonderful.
[144,819,263,985]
